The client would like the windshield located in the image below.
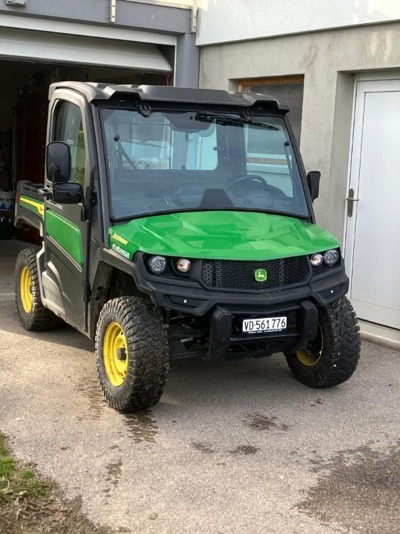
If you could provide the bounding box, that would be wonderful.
[101,108,309,220]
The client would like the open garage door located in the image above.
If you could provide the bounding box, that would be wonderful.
[0,27,172,73]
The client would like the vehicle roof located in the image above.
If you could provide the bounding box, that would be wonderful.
[49,82,288,112]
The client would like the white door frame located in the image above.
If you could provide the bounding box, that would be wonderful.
[344,72,400,328]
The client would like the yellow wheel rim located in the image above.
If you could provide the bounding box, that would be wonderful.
[296,326,323,367]
[103,322,128,387]
[20,266,33,314]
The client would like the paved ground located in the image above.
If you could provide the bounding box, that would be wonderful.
[1,238,400,533]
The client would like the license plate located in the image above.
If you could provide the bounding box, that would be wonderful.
[242,316,287,334]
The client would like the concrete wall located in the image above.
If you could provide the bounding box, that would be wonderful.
[199,21,400,241]
[197,0,400,45]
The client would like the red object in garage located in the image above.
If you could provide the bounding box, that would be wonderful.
[16,90,48,184]
[15,90,48,245]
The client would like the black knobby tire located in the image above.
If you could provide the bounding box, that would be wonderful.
[15,248,63,331]
[96,296,169,412]
[285,296,360,388]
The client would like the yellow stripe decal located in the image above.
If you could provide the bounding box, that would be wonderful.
[112,232,129,245]
[20,196,44,217]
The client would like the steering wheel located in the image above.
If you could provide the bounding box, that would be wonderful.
[227,174,291,201]
[227,175,269,193]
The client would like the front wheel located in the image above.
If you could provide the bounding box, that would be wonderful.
[285,297,360,388]
[96,296,169,412]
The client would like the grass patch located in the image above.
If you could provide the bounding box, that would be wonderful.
[0,431,52,503]
[0,433,9,456]
[0,432,112,533]
[21,469,35,479]
[0,433,14,480]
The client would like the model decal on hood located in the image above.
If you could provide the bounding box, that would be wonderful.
[111,243,130,259]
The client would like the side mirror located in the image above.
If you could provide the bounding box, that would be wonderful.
[47,141,71,183]
[306,171,321,201]
[52,182,83,205]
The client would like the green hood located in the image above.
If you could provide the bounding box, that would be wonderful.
[108,211,340,262]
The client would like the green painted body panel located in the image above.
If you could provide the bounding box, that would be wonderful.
[45,211,84,267]
[108,211,340,261]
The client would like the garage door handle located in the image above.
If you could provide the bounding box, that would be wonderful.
[346,188,359,217]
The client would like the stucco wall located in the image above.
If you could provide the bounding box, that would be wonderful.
[199,22,400,241]
[197,0,400,46]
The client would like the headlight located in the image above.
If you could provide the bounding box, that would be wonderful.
[176,258,191,273]
[311,253,323,267]
[148,255,167,274]
[311,249,340,268]
[323,249,340,266]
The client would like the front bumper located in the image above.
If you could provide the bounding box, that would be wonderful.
[130,254,348,358]
[133,254,348,315]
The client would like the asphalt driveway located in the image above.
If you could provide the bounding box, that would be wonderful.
[1,238,400,533]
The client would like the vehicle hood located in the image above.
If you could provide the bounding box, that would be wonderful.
[108,211,340,261]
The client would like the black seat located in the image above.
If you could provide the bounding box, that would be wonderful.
[199,188,234,209]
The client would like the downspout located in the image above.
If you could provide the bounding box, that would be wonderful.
[175,0,200,87]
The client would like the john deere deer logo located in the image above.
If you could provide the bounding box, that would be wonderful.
[255,268,268,282]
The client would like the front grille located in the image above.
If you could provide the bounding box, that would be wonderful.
[201,257,309,291]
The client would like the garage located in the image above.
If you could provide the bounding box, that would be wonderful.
[0,26,173,241]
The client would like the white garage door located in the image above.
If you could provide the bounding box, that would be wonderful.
[0,26,172,73]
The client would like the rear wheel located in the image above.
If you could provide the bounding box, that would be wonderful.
[96,296,169,412]
[285,296,360,388]
[15,248,62,331]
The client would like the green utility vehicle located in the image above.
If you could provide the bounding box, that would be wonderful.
[14,82,360,412]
